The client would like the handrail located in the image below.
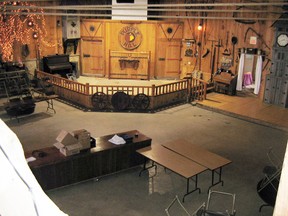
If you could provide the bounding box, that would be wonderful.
[34,70,208,109]
[35,70,89,94]
[191,77,208,101]
[35,70,193,97]
[153,80,188,96]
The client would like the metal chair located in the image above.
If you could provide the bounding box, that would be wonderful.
[257,147,282,212]
[262,147,282,178]
[165,195,191,216]
[192,190,236,216]
[165,190,236,216]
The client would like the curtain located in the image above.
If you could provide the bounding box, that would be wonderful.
[254,55,263,95]
[236,53,245,91]
[0,120,68,216]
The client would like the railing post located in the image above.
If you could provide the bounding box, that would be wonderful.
[186,79,191,102]
[203,83,207,100]
[151,84,155,112]
[85,83,90,95]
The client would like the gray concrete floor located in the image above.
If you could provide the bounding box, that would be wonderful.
[1,99,288,216]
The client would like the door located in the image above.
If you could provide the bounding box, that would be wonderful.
[155,39,182,79]
[81,39,105,76]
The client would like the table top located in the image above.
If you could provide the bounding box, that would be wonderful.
[162,139,231,170]
[25,130,151,168]
[137,145,207,178]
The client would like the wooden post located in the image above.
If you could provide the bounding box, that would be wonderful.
[151,84,155,111]
[85,83,90,95]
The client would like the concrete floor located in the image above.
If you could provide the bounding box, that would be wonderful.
[1,99,288,216]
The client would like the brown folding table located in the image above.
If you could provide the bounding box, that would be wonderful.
[137,145,207,201]
[162,139,232,191]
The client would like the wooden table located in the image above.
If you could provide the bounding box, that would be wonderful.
[137,145,207,202]
[162,139,232,191]
[25,130,151,190]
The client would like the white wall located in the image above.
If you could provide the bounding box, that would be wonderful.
[273,141,288,216]
[112,0,147,20]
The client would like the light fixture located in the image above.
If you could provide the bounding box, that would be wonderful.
[27,20,33,27]
[32,32,38,39]
[197,23,203,31]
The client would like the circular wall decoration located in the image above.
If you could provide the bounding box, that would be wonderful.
[167,27,173,34]
[89,25,95,32]
[276,33,288,47]
[118,25,142,50]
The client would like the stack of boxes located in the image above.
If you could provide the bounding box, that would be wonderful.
[72,129,91,150]
[54,129,91,156]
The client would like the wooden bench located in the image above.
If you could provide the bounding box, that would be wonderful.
[137,145,207,202]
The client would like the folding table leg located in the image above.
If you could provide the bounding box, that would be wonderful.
[182,174,201,202]
[46,99,56,113]
[139,158,157,177]
[208,167,224,192]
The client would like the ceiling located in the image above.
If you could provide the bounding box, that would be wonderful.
[1,0,288,21]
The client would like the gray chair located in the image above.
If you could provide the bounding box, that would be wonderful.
[192,191,236,216]
[165,190,236,216]
[257,147,282,212]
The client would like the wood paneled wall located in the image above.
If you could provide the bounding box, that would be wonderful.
[9,1,277,98]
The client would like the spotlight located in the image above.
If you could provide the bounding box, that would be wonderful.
[27,20,33,27]
[32,32,38,39]
[197,23,203,31]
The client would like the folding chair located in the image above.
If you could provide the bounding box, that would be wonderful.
[165,195,191,216]
[165,190,236,216]
[192,190,236,216]
[262,147,282,178]
[257,147,282,211]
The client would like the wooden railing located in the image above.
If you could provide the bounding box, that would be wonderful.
[89,85,153,96]
[35,71,89,95]
[190,77,208,101]
[152,80,188,96]
[35,70,208,110]
[35,70,191,97]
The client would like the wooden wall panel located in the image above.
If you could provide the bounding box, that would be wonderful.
[81,39,105,76]
[105,21,157,78]
[180,12,274,98]
[81,19,104,38]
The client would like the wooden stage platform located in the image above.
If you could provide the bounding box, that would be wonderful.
[197,91,288,132]
[78,76,288,131]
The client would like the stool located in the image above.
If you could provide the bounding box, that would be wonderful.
[243,72,253,86]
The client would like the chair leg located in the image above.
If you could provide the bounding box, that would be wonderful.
[259,203,272,212]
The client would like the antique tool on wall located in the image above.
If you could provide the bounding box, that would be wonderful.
[223,31,231,56]
[244,27,271,50]
[216,39,222,69]
[208,39,217,82]
[202,48,210,58]
[231,36,238,66]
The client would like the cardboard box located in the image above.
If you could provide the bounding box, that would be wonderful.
[72,129,91,150]
[60,143,82,156]
[56,130,79,145]
[54,142,82,156]
[54,130,82,156]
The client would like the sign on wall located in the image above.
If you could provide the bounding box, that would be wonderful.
[118,25,143,50]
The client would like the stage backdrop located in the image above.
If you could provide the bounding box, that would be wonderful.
[80,19,184,79]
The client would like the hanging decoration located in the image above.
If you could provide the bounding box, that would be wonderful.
[0,1,55,62]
